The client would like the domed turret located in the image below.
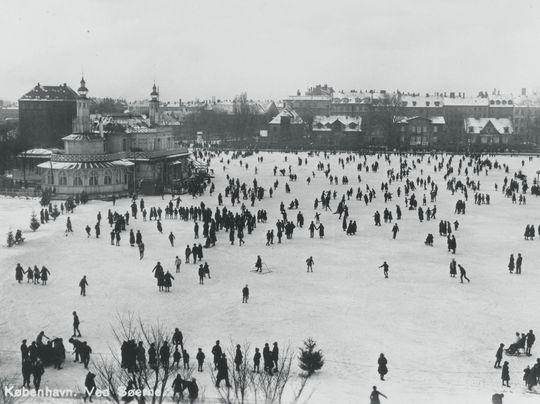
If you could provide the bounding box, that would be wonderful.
[150,83,159,101]
[78,77,88,98]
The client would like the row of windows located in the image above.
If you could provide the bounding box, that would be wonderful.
[46,169,127,186]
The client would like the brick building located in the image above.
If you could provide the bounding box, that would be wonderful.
[19,83,78,147]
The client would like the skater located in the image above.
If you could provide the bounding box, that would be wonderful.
[449,259,457,278]
[391,223,399,239]
[212,341,222,370]
[242,284,249,303]
[458,264,470,283]
[175,256,182,273]
[272,342,279,372]
[508,254,514,274]
[79,276,88,296]
[138,242,145,260]
[196,348,205,372]
[252,347,261,373]
[169,232,175,247]
[494,343,504,368]
[32,358,44,392]
[40,266,50,285]
[198,265,205,284]
[306,256,314,272]
[173,328,184,349]
[501,361,510,387]
[234,344,243,371]
[255,255,263,273]
[377,353,388,380]
[83,371,96,402]
[370,386,387,404]
[525,330,535,355]
[173,346,181,368]
[15,263,24,283]
[73,311,82,337]
[379,261,389,279]
[215,353,231,388]
[515,253,522,274]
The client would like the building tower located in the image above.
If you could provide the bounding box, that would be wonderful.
[149,83,159,126]
[73,77,91,133]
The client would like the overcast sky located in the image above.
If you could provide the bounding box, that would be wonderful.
[1,0,540,102]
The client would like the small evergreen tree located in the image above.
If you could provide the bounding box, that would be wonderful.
[30,212,40,232]
[298,338,324,376]
[6,231,14,247]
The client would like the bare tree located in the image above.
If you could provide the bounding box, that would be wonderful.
[92,313,179,404]
[251,345,292,404]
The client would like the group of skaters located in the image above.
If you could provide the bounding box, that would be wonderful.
[14,263,51,285]
[507,253,523,274]
[449,259,470,283]
[523,224,539,240]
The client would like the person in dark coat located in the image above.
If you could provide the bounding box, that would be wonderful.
[526,330,535,355]
[449,259,457,278]
[21,339,29,360]
[211,341,222,370]
[173,346,181,368]
[458,264,470,283]
[53,338,66,369]
[81,341,92,369]
[370,386,387,404]
[15,263,24,283]
[163,271,174,292]
[253,348,261,373]
[148,343,157,370]
[234,344,243,371]
[32,358,44,392]
[73,311,82,337]
[377,353,388,380]
[198,265,205,284]
[494,343,504,368]
[516,253,523,274]
[501,361,510,387]
[83,371,96,402]
[263,343,271,373]
[22,358,32,388]
[271,342,279,372]
[196,348,205,372]
[40,266,51,285]
[491,393,504,404]
[242,284,249,303]
[171,374,184,400]
[215,354,231,388]
[185,378,199,402]
[255,255,263,272]
[508,254,515,274]
[172,328,184,349]
[138,242,145,260]
[379,262,389,279]
[79,276,88,296]
[160,341,170,369]
[182,349,190,369]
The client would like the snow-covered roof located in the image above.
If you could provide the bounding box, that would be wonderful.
[20,83,79,101]
[464,118,513,135]
[313,115,362,132]
[394,116,445,125]
[17,148,64,158]
[269,108,304,125]
[444,97,489,106]
[62,133,104,142]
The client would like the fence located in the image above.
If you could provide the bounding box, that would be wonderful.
[0,188,40,198]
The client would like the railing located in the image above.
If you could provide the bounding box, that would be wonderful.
[0,188,41,197]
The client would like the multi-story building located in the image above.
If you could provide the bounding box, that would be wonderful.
[19,83,78,147]
[268,108,306,144]
[312,115,362,147]
[464,117,514,147]
[36,79,191,198]
[395,116,445,148]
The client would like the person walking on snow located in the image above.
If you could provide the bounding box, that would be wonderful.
[379,262,389,278]
[242,284,249,303]
[370,386,387,404]
[306,256,314,272]
[79,276,88,296]
[458,264,470,283]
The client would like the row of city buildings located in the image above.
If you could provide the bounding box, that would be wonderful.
[267,85,540,149]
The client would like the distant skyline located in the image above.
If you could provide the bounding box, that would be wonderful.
[1,0,540,102]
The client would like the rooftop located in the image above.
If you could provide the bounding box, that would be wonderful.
[20,83,79,101]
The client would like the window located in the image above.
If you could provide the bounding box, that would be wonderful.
[433,126,438,133]
[412,101,417,106]
[504,127,509,134]
[426,101,430,107]
[115,170,122,184]
[73,174,83,186]
[59,171,67,185]
[89,171,99,186]
[104,170,112,185]
[122,138,127,152]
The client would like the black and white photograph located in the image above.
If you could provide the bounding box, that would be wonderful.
[1,1,540,403]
